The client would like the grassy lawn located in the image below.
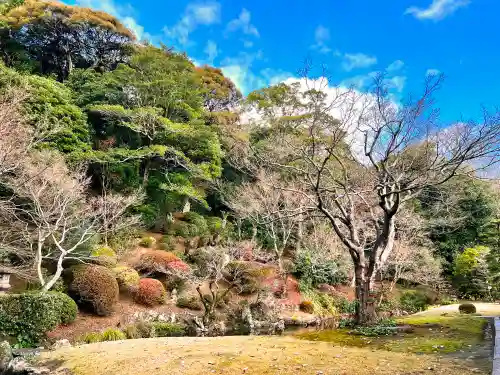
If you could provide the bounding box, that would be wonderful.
[40,335,487,375]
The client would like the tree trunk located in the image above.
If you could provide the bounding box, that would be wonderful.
[354,264,377,325]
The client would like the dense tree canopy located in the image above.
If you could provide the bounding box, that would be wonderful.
[0,0,134,79]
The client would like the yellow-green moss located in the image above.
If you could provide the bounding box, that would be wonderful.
[296,314,487,356]
[90,246,117,267]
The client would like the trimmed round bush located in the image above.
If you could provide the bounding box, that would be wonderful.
[68,265,119,316]
[0,292,78,346]
[112,266,140,288]
[135,250,181,273]
[132,278,167,306]
[139,236,156,248]
[90,246,117,267]
[299,300,315,314]
[459,303,477,314]
[176,294,203,310]
[101,328,126,341]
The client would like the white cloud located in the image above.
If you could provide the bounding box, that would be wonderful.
[204,40,218,64]
[387,60,405,72]
[75,0,145,39]
[426,68,441,75]
[164,2,221,46]
[226,9,259,37]
[220,52,294,94]
[385,76,407,93]
[311,25,331,54]
[405,0,470,21]
[342,53,377,71]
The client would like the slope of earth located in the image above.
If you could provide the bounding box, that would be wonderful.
[40,336,487,375]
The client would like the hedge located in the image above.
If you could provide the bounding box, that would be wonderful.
[0,292,78,347]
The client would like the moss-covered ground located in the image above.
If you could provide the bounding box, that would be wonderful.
[41,335,488,375]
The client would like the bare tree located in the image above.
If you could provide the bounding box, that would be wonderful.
[0,151,140,291]
[226,172,305,296]
[244,72,500,323]
[379,209,441,294]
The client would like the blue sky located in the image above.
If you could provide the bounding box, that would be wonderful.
[69,0,498,123]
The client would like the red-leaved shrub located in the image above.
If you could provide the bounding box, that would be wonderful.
[167,260,191,273]
[132,278,167,306]
[135,250,181,274]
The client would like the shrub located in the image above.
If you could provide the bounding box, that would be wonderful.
[293,250,348,289]
[459,303,477,314]
[151,322,186,337]
[112,266,140,288]
[101,328,126,341]
[135,250,181,273]
[139,236,156,248]
[90,245,117,267]
[68,265,119,316]
[183,212,209,236]
[123,325,141,339]
[301,290,338,316]
[80,332,103,344]
[334,297,358,314]
[159,235,177,251]
[54,292,78,324]
[225,261,270,294]
[176,294,203,310]
[0,292,78,347]
[167,260,191,273]
[131,278,166,306]
[352,319,397,337]
[399,290,430,314]
[165,274,187,292]
[299,300,315,314]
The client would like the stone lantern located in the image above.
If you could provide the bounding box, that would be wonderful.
[0,269,12,294]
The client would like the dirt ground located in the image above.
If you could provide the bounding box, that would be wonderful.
[41,336,487,375]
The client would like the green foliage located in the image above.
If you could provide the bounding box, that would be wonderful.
[176,294,203,310]
[68,265,119,316]
[453,246,492,299]
[0,0,134,80]
[351,319,397,337]
[150,322,186,337]
[399,290,431,314]
[139,236,156,248]
[0,64,90,154]
[0,292,78,347]
[302,290,338,316]
[334,297,359,314]
[293,250,348,289]
[101,328,126,341]
[112,266,140,288]
[418,178,497,274]
[79,332,103,344]
[458,303,477,314]
[90,245,117,267]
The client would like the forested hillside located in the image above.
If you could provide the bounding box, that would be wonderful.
[1,0,500,351]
